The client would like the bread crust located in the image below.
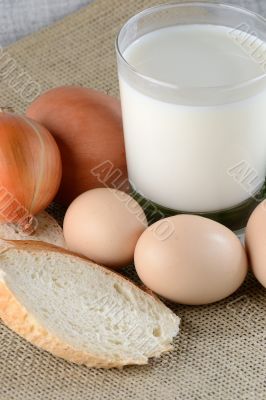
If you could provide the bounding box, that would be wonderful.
[0,240,179,368]
[0,282,145,368]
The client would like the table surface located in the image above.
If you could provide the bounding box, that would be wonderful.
[0,0,265,47]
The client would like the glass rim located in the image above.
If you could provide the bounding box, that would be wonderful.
[115,1,266,93]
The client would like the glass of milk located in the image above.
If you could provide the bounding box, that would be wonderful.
[116,2,266,230]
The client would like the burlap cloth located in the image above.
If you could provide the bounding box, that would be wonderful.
[0,1,265,399]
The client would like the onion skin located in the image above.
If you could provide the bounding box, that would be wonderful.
[0,112,62,228]
[26,86,128,206]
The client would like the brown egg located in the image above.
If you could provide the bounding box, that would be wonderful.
[63,188,147,269]
[26,86,128,206]
[246,200,266,288]
[134,214,248,305]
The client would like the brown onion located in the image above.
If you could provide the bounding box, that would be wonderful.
[0,111,62,231]
[26,86,128,205]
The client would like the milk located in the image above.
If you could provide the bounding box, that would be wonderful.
[119,25,266,212]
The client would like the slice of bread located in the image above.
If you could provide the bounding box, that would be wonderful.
[0,240,180,368]
[0,211,66,248]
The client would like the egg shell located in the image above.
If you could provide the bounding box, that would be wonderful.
[134,214,248,305]
[246,200,266,288]
[63,188,147,269]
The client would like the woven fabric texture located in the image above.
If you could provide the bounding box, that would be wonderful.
[0,0,94,47]
[0,1,265,399]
